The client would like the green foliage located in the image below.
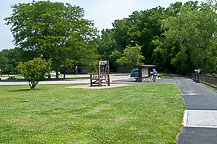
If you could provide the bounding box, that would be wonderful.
[1,48,20,74]
[5,0,216,75]
[95,6,169,71]
[127,7,166,64]
[206,56,217,73]
[16,58,51,90]
[95,7,165,69]
[5,1,98,76]
[95,29,118,60]
[96,1,216,74]
[109,50,122,69]
[116,44,144,68]
[0,52,8,73]
[159,1,217,74]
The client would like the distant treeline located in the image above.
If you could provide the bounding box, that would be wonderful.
[94,0,217,74]
[0,1,216,75]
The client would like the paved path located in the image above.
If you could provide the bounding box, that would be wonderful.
[113,77,175,84]
[172,75,217,144]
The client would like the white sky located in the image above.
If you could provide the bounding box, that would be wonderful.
[0,0,206,50]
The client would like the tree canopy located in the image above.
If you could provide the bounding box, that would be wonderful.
[0,52,8,73]
[155,0,217,73]
[95,0,217,74]
[116,44,144,68]
[3,0,217,75]
[0,49,20,74]
[5,1,98,77]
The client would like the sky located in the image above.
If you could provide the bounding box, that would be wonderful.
[0,0,206,50]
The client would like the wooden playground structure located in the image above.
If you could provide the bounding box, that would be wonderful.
[89,61,110,86]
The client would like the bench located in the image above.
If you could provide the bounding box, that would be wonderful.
[89,73,110,86]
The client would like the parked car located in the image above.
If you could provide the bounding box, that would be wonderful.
[130,69,139,78]
[45,71,61,77]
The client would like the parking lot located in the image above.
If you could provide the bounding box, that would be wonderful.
[0,73,132,85]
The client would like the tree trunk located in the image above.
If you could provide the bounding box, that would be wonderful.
[29,81,38,90]
[31,84,36,90]
[63,67,66,79]
[56,70,58,79]
[202,58,207,74]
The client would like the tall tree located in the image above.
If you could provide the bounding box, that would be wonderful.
[96,7,166,71]
[153,1,202,73]
[0,51,8,73]
[127,7,166,64]
[96,29,117,60]
[5,1,97,77]
[96,0,216,74]
[1,48,20,74]
[160,1,217,73]
[116,44,144,68]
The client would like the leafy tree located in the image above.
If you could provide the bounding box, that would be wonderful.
[152,37,178,72]
[94,29,119,71]
[17,58,51,90]
[0,52,8,74]
[112,19,131,53]
[5,1,97,78]
[160,1,217,73]
[95,29,118,60]
[96,6,166,70]
[109,50,122,70]
[1,48,20,74]
[153,1,201,73]
[116,44,144,68]
[96,0,216,74]
[127,7,166,64]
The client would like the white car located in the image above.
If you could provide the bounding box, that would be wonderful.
[45,71,61,77]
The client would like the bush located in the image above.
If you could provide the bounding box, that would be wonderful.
[17,58,51,90]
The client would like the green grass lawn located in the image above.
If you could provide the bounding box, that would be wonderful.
[158,73,173,79]
[0,83,184,144]
[0,74,22,77]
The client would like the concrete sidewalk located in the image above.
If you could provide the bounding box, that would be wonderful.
[172,75,217,144]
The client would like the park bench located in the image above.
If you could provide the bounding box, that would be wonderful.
[89,61,110,86]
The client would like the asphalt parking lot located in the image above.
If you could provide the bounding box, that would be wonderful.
[0,73,174,85]
[0,73,131,85]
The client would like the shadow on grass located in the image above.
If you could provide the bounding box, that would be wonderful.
[9,89,41,92]
[0,79,27,82]
[43,77,89,81]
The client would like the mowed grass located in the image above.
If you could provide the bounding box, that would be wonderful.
[0,83,184,144]
[158,73,173,79]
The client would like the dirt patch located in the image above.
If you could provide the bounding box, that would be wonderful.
[66,84,131,89]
